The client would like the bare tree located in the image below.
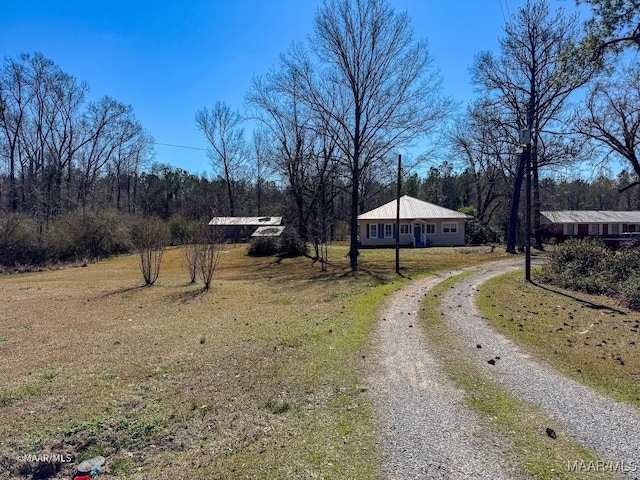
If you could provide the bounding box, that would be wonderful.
[449,100,513,226]
[182,225,200,284]
[195,102,246,216]
[130,217,169,286]
[472,0,593,251]
[247,57,320,240]
[0,56,32,212]
[197,239,221,291]
[76,97,142,210]
[288,0,450,271]
[573,67,640,188]
[0,53,153,220]
[182,242,199,284]
[109,130,153,213]
[250,129,273,216]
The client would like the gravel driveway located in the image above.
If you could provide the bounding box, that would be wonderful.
[367,268,521,479]
[369,260,640,479]
[442,262,640,480]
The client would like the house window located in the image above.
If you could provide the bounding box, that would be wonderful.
[384,224,393,238]
[400,224,411,235]
[610,224,620,235]
[425,224,436,235]
[565,224,575,235]
[589,223,600,235]
[369,224,377,238]
[442,222,458,234]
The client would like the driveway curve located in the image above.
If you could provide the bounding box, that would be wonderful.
[442,262,640,479]
[369,259,640,479]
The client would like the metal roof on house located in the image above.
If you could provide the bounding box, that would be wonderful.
[541,211,640,224]
[208,216,282,226]
[251,226,286,237]
[357,195,471,221]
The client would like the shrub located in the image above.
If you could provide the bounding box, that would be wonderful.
[535,238,609,294]
[168,214,193,245]
[603,248,640,284]
[247,237,279,257]
[621,273,640,310]
[465,219,488,245]
[535,237,640,310]
[130,217,170,285]
[0,213,47,266]
[277,228,307,258]
[48,210,131,261]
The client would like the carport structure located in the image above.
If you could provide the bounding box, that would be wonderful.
[208,216,283,241]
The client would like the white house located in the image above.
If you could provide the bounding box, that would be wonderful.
[357,195,471,247]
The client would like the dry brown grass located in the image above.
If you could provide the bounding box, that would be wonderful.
[0,243,506,479]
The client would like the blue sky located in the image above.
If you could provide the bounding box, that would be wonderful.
[1,0,587,177]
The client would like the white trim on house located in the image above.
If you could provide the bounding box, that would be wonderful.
[442,222,458,234]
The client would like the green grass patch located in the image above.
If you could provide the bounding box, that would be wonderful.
[478,269,640,408]
[420,273,616,480]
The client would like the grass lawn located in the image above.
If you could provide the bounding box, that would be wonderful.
[478,269,640,408]
[0,243,505,479]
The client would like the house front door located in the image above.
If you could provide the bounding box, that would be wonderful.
[413,224,422,246]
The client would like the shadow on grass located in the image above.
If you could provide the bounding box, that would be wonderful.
[334,267,396,285]
[97,284,147,299]
[164,287,208,304]
[532,282,628,315]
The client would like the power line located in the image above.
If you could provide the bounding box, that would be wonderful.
[498,0,509,24]
[153,142,208,152]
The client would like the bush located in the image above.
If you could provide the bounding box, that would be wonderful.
[130,217,170,285]
[277,228,307,257]
[465,219,489,245]
[535,237,640,310]
[621,273,640,310]
[167,214,202,245]
[247,237,279,257]
[48,210,131,261]
[0,213,47,266]
[247,228,307,258]
[536,238,609,293]
[603,248,640,284]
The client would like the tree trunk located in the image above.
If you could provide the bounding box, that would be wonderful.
[9,152,17,212]
[532,154,543,248]
[349,159,360,271]
[506,153,525,254]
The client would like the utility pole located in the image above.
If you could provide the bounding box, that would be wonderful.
[520,129,532,282]
[395,154,401,275]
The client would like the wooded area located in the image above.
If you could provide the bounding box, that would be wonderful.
[1,0,638,269]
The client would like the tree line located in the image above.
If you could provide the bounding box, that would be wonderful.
[1,0,639,271]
